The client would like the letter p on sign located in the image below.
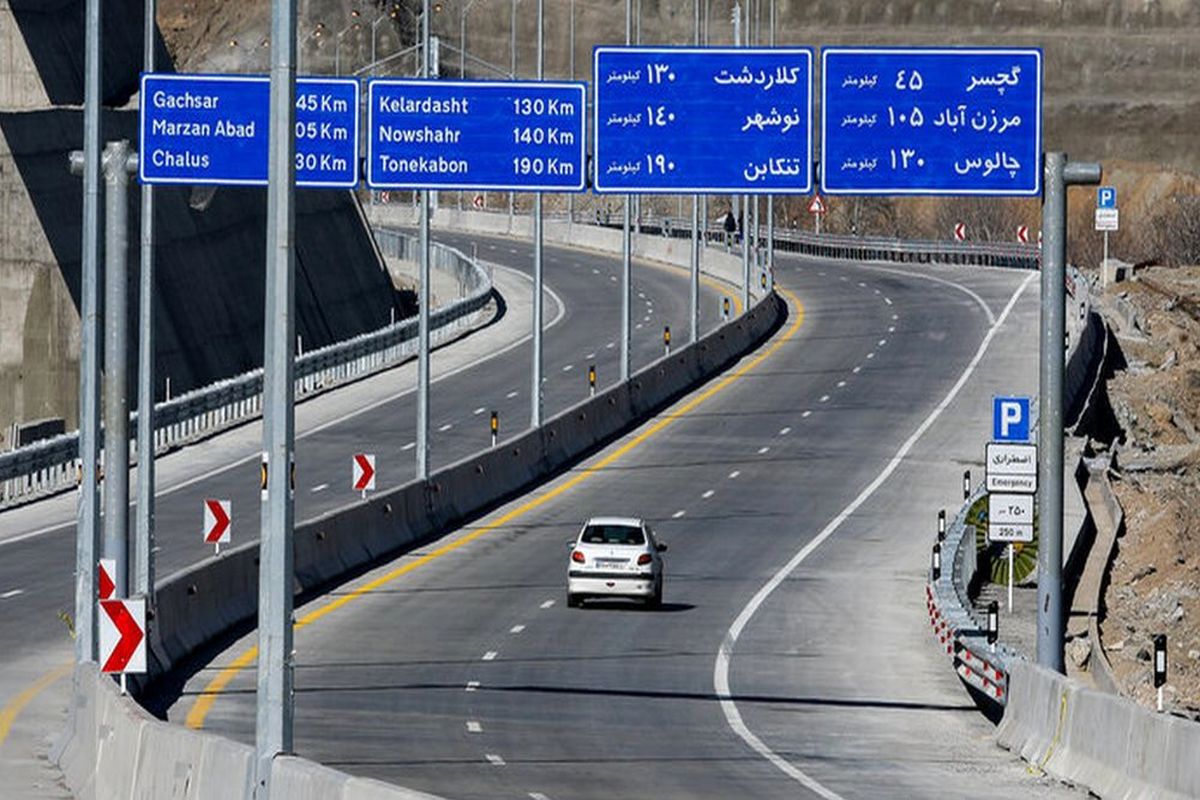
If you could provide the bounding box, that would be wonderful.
[993,396,1031,442]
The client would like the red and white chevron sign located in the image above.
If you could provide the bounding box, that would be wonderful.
[203,499,231,545]
[1015,225,1029,243]
[352,453,376,492]
[953,222,966,242]
[99,598,145,674]
[97,559,116,600]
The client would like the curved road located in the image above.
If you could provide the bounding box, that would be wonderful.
[171,252,1081,798]
[0,231,727,792]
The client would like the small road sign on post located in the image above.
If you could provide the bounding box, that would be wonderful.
[988,493,1035,542]
[992,396,1031,442]
[986,442,1038,493]
[953,222,966,241]
[1097,186,1117,209]
[97,559,116,600]
[99,597,146,682]
[352,453,376,498]
[203,499,231,554]
[1016,225,1029,243]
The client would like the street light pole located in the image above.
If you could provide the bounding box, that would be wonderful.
[621,0,632,380]
[416,0,432,480]
[567,0,576,222]
[255,0,297,792]
[766,0,775,292]
[689,0,700,342]
[508,0,517,231]
[531,0,544,428]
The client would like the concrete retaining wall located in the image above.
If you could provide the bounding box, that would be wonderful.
[998,660,1200,799]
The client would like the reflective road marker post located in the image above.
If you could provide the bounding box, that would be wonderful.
[962,470,970,500]
[1038,153,1101,674]
[1154,634,1167,712]
[588,364,596,397]
[491,412,498,448]
[257,0,298,793]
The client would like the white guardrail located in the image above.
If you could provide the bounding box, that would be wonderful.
[0,229,492,509]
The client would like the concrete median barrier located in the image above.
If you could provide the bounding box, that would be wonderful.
[998,659,1200,799]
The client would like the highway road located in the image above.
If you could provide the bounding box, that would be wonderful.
[170,251,1082,798]
[0,231,727,792]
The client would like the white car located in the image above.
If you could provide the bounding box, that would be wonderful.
[567,516,666,608]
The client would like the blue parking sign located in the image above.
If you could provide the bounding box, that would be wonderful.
[993,396,1031,442]
[1097,186,1117,209]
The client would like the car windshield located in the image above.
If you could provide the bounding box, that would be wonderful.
[581,524,644,545]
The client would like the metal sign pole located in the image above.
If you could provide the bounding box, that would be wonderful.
[765,0,775,289]
[1037,152,1101,674]
[689,0,700,343]
[621,0,632,381]
[531,0,544,427]
[256,0,297,793]
[135,0,157,604]
[567,0,576,223]
[102,140,134,601]
[75,0,103,664]
[734,4,749,311]
[416,0,432,479]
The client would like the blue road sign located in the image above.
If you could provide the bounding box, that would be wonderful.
[593,47,813,194]
[366,80,586,191]
[1097,186,1117,209]
[993,396,1032,442]
[139,74,359,188]
[821,48,1042,196]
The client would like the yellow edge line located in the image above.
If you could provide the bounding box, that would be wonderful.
[186,288,803,730]
[0,661,72,749]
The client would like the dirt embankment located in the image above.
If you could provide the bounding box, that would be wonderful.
[1100,266,1200,716]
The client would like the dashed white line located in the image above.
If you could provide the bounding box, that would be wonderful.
[467,721,483,733]
[510,624,526,634]
[857,282,867,288]
[562,364,574,372]
[487,244,497,250]
[529,794,552,800]
[606,342,616,349]
[486,754,506,766]
[508,248,518,254]
[878,339,887,346]
[671,510,686,519]
[482,651,498,661]
[852,366,861,374]
[884,297,893,305]
[506,390,519,399]
[540,599,555,609]
[638,292,646,299]
[643,316,651,322]
[702,489,715,499]
[465,681,480,692]
[592,268,600,274]
[401,442,415,451]
[837,380,846,388]
[892,314,899,321]
[609,275,618,282]
[585,352,595,360]
[438,423,453,432]
[817,271,826,276]
[473,407,486,415]
[779,426,791,435]
[874,288,882,295]
[635,323,644,330]
[728,470,741,479]
[888,326,895,333]
[802,410,812,418]
[819,395,830,403]
[757,446,770,454]
[866,352,876,360]
[1,589,23,599]
[309,483,329,493]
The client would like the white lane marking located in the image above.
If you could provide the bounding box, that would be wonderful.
[884,297,893,306]
[857,281,866,288]
[606,342,616,349]
[529,794,552,800]
[310,483,329,493]
[508,248,518,254]
[562,364,574,372]
[438,423,453,432]
[1,589,24,599]
[779,427,791,436]
[638,292,646,299]
[862,263,995,325]
[482,651,498,661]
[401,442,415,451]
[592,268,600,274]
[714,271,1035,798]
[486,754,506,766]
[1,266,571,549]
[878,339,887,346]
[510,624,525,634]
[852,366,861,374]
[836,380,846,388]
[467,721,482,733]
[487,244,497,250]
[643,316,651,322]
[671,510,686,519]
[819,395,829,403]
[609,275,618,282]
[506,390,519,399]
[701,490,715,499]
[892,314,899,321]
[874,288,882,295]
[635,323,644,330]
[728,470,740,479]
[866,352,876,360]
[473,407,486,415]
[585,352,595,360]
[540,599,555,609]
[757,446,770,455]
[465,681,480,692]
[888,326,896,333]
[817,271,826,276]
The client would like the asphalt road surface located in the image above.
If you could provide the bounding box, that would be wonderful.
[171,253,1082,799]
